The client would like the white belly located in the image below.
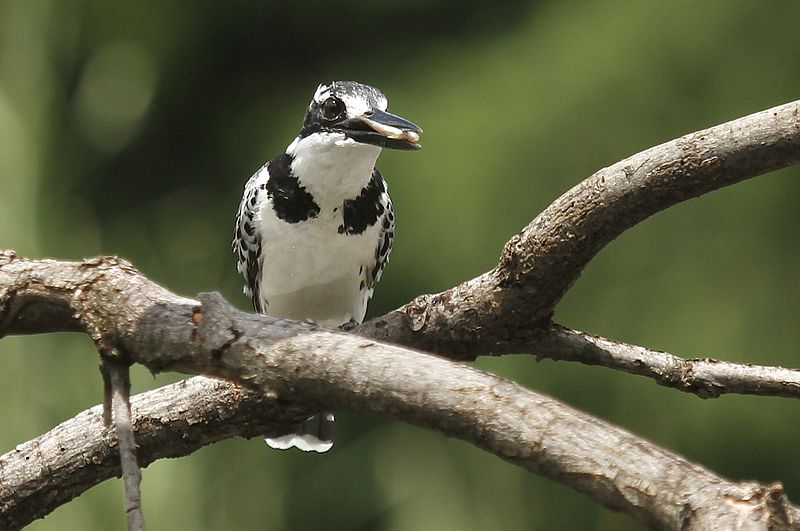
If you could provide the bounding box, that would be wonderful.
[257,209,380,327]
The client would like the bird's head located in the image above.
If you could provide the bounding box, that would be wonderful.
[300,81,422,150]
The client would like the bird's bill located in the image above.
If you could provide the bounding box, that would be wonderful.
[340,109,422,150]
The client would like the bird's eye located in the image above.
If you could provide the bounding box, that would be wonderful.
[321,97,345,121]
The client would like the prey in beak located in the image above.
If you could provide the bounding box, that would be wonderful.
[341,108,422,150]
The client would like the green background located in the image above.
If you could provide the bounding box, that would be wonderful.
[1,1,799,529]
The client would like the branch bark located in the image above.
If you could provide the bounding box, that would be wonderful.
[105,361,145,531]
[0,376,305,531]
[1,254,799,530]
[535,324,800,399]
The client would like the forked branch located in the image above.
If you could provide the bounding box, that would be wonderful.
[1,257,799,530]
[1,98,799,530]
[357,99,800,359]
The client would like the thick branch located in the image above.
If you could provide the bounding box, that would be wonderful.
[4,103,799,396]
[536,325,800,399]
[357,99,800,358]
[1,254,799,529]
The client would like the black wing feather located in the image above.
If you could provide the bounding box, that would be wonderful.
[369,169,394,291]
[233,172,265,312]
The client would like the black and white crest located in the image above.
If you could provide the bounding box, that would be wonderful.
[298,80,421,151]
[301,81,388,138]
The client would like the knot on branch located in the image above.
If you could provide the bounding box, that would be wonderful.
[0,249,18,265]
[760,482,797,529]
[403,294,432,332]
[498,229,548,290]
[724,482,796,530]
[658,358,726,399]
[197,293,245,357]
[79,255,136,271]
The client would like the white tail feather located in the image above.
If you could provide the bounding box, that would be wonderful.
[265,434,333,453]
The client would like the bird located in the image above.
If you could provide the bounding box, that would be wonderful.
[233,80,422,452]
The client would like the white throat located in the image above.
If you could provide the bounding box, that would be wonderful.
[286,133,382,207]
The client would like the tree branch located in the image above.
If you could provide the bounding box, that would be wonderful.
[357,99,800,359]
[1,254,799,529]
[535,324,800,399]
[105,361,145,531]
[2,99,800,529]
[0,376,307,531]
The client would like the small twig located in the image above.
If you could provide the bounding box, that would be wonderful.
[101,363,113,427]
[105,361,145,531]
[536,324,800,399]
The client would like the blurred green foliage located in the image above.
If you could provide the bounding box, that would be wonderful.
[1,1,799,529]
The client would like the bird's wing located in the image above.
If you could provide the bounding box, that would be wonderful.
[368,169,395,292]
[233,168,266,312]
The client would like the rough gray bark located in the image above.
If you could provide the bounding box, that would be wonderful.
[1,271,798,530]
[0,376,303,531]
[1,98,800,530]
[536,324,800,399]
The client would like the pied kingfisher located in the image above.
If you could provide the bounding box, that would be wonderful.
[233,81,422,452]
